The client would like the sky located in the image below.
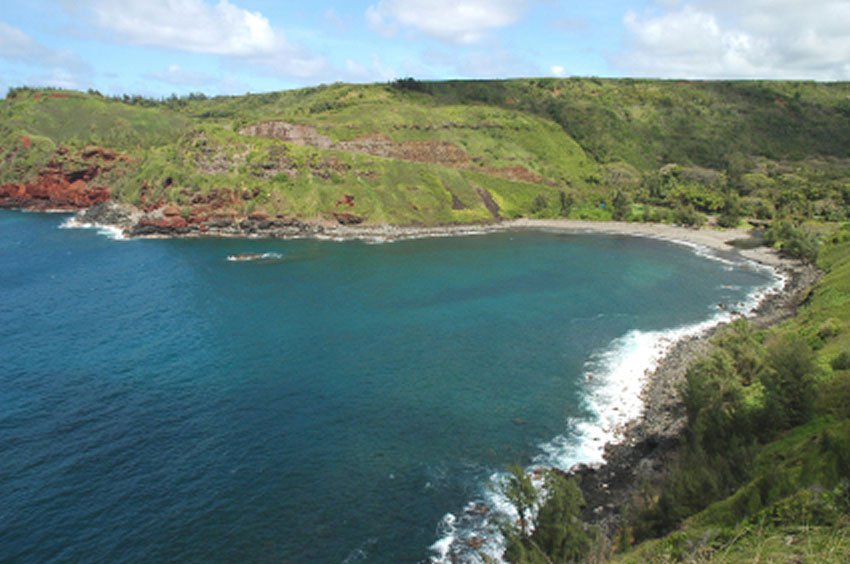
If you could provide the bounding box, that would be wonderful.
[1,0,849,98]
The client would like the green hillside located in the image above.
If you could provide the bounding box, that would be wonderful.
[2,79,849,228]
[499,231,850,564]
[3,79,850,561]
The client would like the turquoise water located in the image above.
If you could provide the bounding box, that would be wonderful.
[0,211,773,562]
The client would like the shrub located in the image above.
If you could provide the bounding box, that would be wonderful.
[674,204,706,227]
[717,194,743,228]
[714,319,765,386]
[761,334,817,430]
[612,190,631,220]
[765,220,819,262]
[818,318,842,341]
[530,472,595,562]
[530,193,548,215]
[559,190,574,217]
[818,371,850,418]
[832,351,850,371]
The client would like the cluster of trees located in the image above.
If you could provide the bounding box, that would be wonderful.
[502,315,850,561]
[4,87,212,109]
[639,324,818,537]
[502,466,599,563]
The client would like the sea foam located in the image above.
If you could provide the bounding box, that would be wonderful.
[59,216,127,241]
[430,246,784,563]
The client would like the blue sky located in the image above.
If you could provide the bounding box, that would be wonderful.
[1,0,849,97]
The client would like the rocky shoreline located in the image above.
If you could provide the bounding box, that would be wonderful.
[5,200,820,554]
[570,255,820,540]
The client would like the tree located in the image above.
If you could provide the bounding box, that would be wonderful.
[531,472,593,562]
[559,190,574,217]
[761,334,816,429]
[765,220,819,262]
[503,465,537,538]
[717,193,743,228]
[612,190,631,220]
[714,319,764,385]
[530,194,549,215]
[674,203,705,227]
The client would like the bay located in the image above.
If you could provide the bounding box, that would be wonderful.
[0,210,772,562]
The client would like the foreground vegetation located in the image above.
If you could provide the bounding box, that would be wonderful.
[503,230,850,562]
[2,79,849,235]
[3,78,849,560]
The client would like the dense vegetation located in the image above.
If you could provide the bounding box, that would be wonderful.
[2,79,850,236]
[502,231,850,562]
[3,78,850,560]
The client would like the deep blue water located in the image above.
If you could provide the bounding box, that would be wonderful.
[0,211,772,562]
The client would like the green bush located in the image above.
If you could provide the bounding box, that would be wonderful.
[530,193,548,215]
[818,318,843,341]
[530,472,595,562]
[674,203,706,227]
[765,220,820,262]
[819,372,850,418]
[761,334,817,430]
[831,351,850,371]
[558,190,574,217]
[612,190,631,220]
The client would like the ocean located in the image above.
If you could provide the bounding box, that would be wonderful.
[0,210,775,562]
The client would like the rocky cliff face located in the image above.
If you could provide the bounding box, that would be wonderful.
[0,147,123,211]
[0,173,110,211]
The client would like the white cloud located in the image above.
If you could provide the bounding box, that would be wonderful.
[344,54,399,82]
[551,65,566,77]
[617,1,850,79]
[76,0,327,78]
[0,21,91,88]
[83,0,274,55]
[144,64,214,87]
[143,64,249,94]
[0,21,39,60]
[367,0,529,44]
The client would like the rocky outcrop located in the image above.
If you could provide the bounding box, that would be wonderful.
[0,175,110,210]
[123,204,314,238]
[238,122,333,149]
[76,202,143,228]
[338,135,470,167]
[239,122,471,168]
[238,121,552,185]
[0,146,125,211]
[333,212,364,225]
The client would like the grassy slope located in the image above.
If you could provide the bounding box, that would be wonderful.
[2,79,849,226]
[1,84,601,224]
[613,236,850,563]
[3,80,850,560]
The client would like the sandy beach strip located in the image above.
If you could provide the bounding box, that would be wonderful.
[503,218,785,267]
[322,217,786,267]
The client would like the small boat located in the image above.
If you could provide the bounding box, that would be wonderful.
[226,252,283,262]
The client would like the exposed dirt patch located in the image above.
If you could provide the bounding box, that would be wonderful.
[239,122,333,149]
[240,121,554,185]
[0,146,124,210]
[475,186,501,219]
[192,135,248,175]
[336,194,355,207]
[337,134,470,167]
[484,165,545,184]
[450,192,467,210]
[390,122,505,131]
[332,212,364,225]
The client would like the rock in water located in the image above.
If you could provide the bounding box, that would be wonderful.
[76,202,143,229]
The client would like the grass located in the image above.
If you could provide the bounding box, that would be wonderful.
[2,79,849,227]
[610,238,850,563]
